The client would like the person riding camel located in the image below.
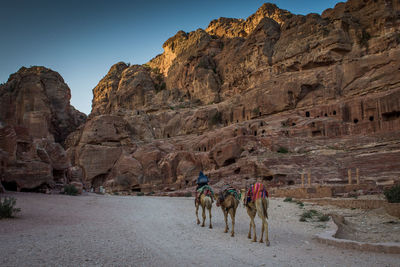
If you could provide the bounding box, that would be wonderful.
[195,171,209,204]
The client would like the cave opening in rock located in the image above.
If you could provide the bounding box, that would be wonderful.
[234,167,241,174]
[92,174,107,191]
[382,111,400,121]
[262,176,273,181]
[53,169,65,183]
[306,111,310,117]
[131,188,141,192]
[2,181,18,191]
[369,116,374,121]
[288,180,295,185]
[223,158,236,166]
[312,130,322,137]
[20,183,48,192]
[354,118,359,124]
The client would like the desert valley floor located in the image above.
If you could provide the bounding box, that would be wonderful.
[0,192,399,266]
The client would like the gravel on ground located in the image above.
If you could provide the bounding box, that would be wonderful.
[0,192,399,266]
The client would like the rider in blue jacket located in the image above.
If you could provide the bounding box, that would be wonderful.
[195,171,209,203]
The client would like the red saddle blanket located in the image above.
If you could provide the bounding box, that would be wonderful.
[246,183,268,203]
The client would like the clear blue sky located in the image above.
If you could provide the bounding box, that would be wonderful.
[0,0,342,114]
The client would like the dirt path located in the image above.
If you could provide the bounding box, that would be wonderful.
[0,192,399,266]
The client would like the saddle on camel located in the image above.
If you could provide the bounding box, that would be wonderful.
[195,172,214,228]
[216,185,241,237]
[243,182,270,246]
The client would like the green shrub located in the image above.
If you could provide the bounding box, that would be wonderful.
[318,214,330,222]
[64,184,78,196]
[299,209,329,222]
[296,201,304,207]
[209,111,223,125]
[396,33,400,45]
[0,197,21,219]
[252,107,260,116]
[384,184,400,203]
[309,209,319,215]
[358,29,371,49]
[137,192,145,196]
[283,197,293,202]
[184,192,192,197]
[301,210,314,219]
[277,147,289,153]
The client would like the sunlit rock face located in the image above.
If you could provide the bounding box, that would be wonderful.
[70,0,400,194]
[0,67,86,191]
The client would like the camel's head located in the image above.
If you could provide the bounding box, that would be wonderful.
[240,188,248,206]
[239,189,246,200]
[214,193,221,206]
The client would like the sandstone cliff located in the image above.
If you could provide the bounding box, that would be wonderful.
[0,67,86,191]
[64,0,400,194]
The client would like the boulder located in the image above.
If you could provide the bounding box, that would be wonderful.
[78,144,122,185]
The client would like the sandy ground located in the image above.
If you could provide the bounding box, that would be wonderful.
[302,199,400,243]
[0,192,399,267]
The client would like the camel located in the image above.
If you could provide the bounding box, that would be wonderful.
[241,183,270,246]
[195,189,213,228]
[215,187,240,237]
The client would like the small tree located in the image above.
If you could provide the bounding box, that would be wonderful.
[384,184,400,203]
[64,184,78,196]
[0,196,21,219]
[209,111,223,126]
[277,147,289,153]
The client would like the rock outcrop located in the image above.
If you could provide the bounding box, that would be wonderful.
[0,67,86,191]
[22,0,400,194]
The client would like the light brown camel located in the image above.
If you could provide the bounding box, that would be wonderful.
[215,189,240,237]
[241,185,270,246]
[195,192,213,228]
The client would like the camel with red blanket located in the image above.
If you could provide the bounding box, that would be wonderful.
[215,185,240,237]
[242,182,270,246]
[195,185,214,228]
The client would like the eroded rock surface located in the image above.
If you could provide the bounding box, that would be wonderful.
[0,67,86,191]
[4,0,400,194]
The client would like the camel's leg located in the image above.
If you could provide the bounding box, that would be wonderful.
[195,203,200,225]
[251,218,257,242]
[246,207,253,239]
[223,209,228,233]
[259,219,264,243]
[248,218,252,239]
[201,205,206,227]
[263,217,269,246]
[208,207,213,229]
[229,208,236,237]
[259,198,270,246]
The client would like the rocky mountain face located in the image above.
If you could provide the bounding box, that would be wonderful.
[5,0,399,195]
[0,67,86,191]
[66,0,400,194]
